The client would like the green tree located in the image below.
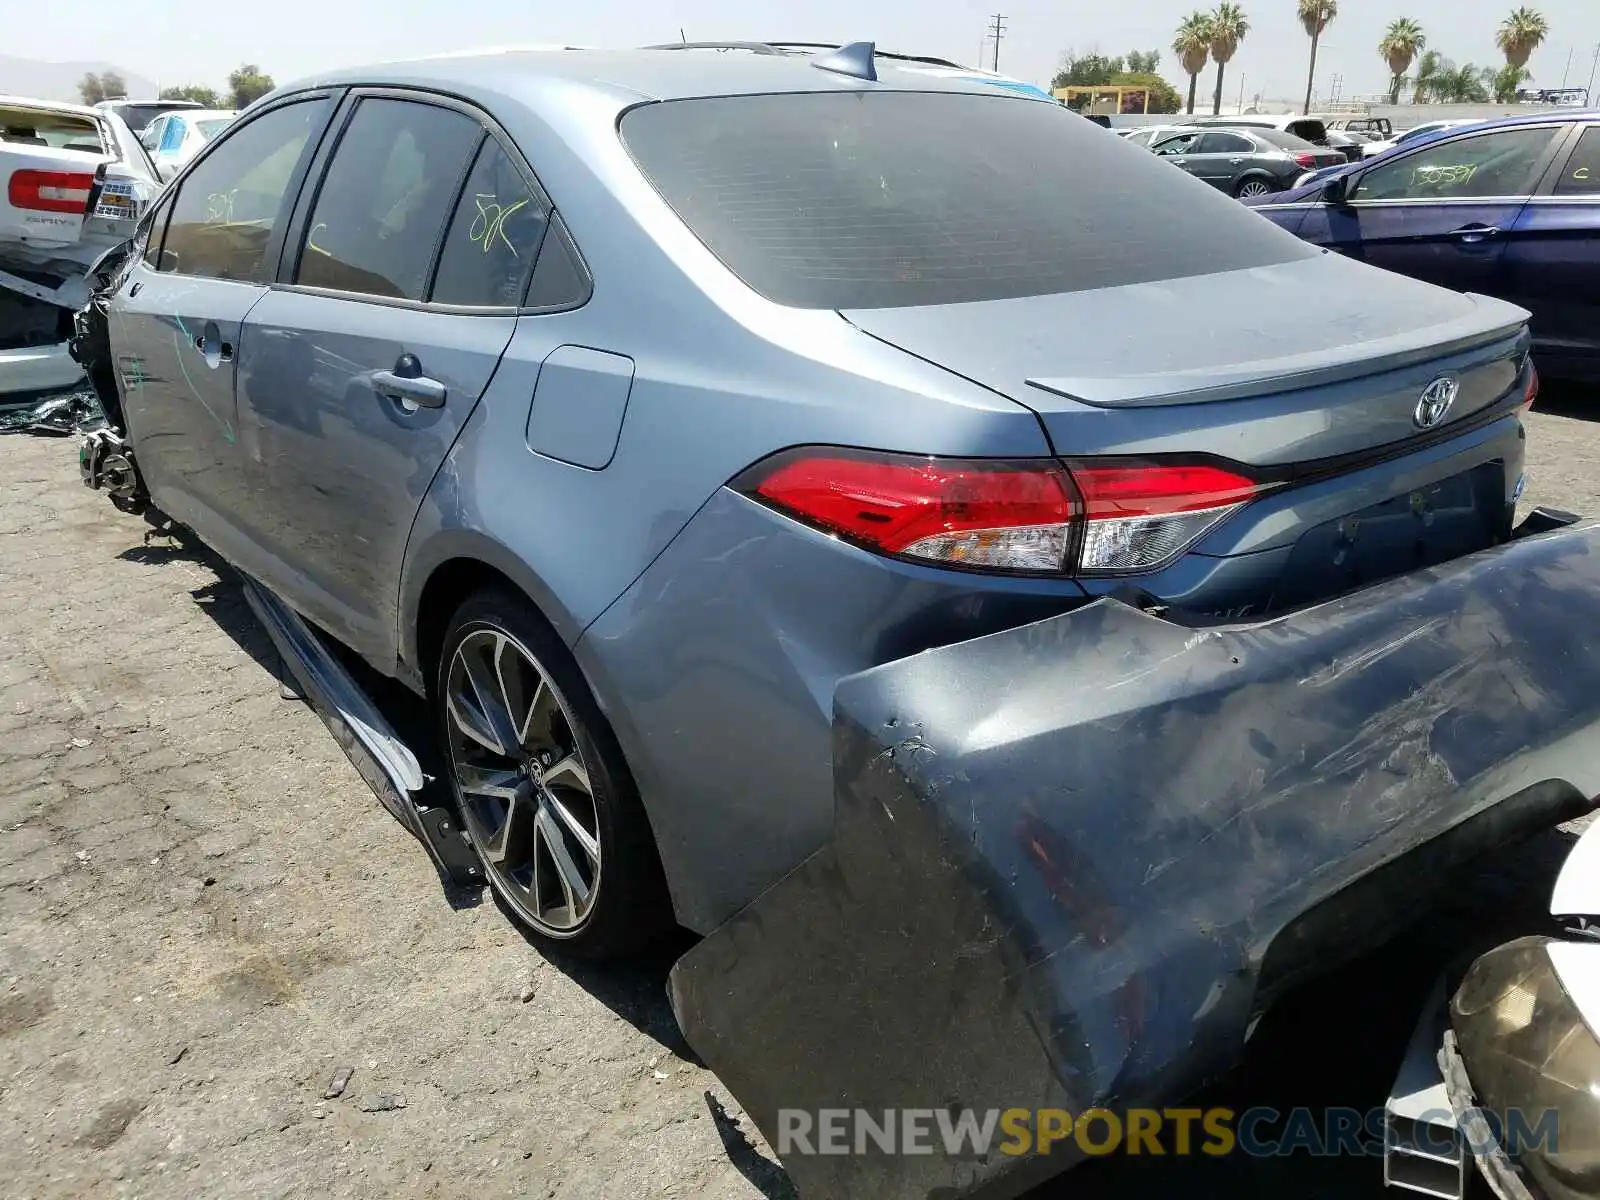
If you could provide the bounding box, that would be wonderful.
[1496,7,1549,70]
[1051,53,1126,89]
[1208,3,1250,115]
[1125,50,1162,74]
[227,64,276,108]
[76,71,126,105]
[1298,0,1337,115]
[160,84,223,107]
[1492,63,1532,102]
[1379,18,1426,103]
[1112,72,1183,113]
[1416,54,1492,102]
[1172,12,1214,114]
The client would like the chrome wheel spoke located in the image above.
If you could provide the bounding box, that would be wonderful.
[460,636,522,756]
[536,803,591,916]
[447,685,504,756]
[541,783,600,866]
[456,763,521,802]
[541,752,589,798]
[484,790,535,868]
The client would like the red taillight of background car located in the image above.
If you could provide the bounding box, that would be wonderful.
[7,169,95,214]
[737,449,1265,575]
[1294,152,1318,169]
[1524,361,1540,411]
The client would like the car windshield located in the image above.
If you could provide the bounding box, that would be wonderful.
[0,103,105,153]
[621,92,1315,310]
[197,119,233,139]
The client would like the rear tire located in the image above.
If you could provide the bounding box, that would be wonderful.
[1235,177,1278,199]
[434,587,671,959]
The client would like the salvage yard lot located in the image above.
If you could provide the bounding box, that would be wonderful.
[2,396,1597,1200]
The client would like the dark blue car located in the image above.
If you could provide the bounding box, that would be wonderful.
[1245,112,1600,382]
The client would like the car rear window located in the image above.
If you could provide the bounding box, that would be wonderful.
[620,92,1316,310]
[1256,128,1319,152]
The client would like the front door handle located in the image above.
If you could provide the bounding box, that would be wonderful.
[373,354,446,410]
[1449,224,1502,244]
[194,328,233,365]
[1228,157,1244,164]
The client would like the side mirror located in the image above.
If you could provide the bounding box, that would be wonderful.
[1323,175,1352,206]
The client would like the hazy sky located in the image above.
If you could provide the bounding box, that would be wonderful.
[15,0,1600,106]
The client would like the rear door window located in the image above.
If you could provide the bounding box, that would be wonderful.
[429,136,550,306]
[161,98,330,282]
[1152,130,1203,156]
[1352,125,1564,201]
[1553,127,1600,195]
[1198,132,1254,154]
[295,97,480,301]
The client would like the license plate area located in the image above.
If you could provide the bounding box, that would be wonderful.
[1272,462,1509,610]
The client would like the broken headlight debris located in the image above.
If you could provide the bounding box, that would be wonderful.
[0,386,101,435]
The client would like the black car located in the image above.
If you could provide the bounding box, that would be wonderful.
[1150,125,1345,198]
[1323,128,1370,162]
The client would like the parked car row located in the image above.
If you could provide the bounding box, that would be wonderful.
[1245,110,1600,383]
[0,94,159,403]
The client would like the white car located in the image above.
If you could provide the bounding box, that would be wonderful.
[1360,118,1483,158]
[140,108,238,181]
[0,95,158,397]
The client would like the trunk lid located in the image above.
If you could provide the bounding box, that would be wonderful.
[844,252,1529,468]
[0,144,109,247]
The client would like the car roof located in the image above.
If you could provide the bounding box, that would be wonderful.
[0,94,100,118]
[281,44,1061,107]
[103,97,203,109]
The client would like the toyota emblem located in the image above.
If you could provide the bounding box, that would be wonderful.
[1413,377,1459,429]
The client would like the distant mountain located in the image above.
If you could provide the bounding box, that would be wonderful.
[0,55,156,104]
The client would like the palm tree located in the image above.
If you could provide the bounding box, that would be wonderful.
[1379,18,1426,104]
[1496,7,1549,70]
[1208,2,1250,115]
[1411,48,1443,102]
[1298,0,1337,115]
[1172,12,1214,114]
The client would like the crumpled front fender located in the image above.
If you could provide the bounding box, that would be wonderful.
[669,518,1600,1200]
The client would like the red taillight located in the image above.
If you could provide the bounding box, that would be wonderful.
[1523,361,1540,411]
[1294,152,1318,169]
[740,450,1078,572]
[7,169,95,215]
[737,449,1264,575]
[1063,460,1263,572]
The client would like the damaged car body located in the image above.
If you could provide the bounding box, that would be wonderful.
[0,94,158,407]
[65,40,1600,1198]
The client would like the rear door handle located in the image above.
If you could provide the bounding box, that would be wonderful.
[372,364,447,410]
[1449,224,1501,243]
[1228,157,1244,164]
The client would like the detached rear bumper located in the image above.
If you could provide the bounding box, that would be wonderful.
[669,514,1600,1200]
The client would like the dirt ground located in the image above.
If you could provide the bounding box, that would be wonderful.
[2,396,1599,1200]
[0,431,785,1199]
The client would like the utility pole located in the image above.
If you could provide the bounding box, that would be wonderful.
[988,13,1007,73]
[1237,73,1246,113]
[1588,43,1600,106]
[1561,47,1575,88]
